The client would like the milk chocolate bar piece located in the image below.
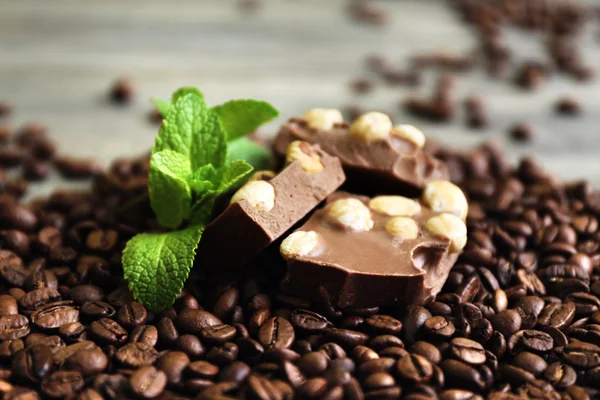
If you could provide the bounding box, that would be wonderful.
[273,115,449,196]
[279,189,468,308]
[197,142,345,270]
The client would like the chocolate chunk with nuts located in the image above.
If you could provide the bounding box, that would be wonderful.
[280,184,467,308]
[274,110,448,195]
[197,142,345,270]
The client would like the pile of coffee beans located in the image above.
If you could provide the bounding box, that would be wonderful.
[0,118,597,400]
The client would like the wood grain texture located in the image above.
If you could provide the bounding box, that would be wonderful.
[1,0,600,197]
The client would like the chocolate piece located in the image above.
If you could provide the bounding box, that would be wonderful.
[274,119,448,196]
[280,191,466,309]
[197,143,345,270]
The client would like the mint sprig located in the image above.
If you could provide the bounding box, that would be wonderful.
[152,90,278,171]
[124,89,278,311]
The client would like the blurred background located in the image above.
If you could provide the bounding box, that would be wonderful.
[2,0,600,193]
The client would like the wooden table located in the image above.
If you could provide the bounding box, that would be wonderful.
[2,0,600,196]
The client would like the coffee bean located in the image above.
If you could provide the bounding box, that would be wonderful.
[201,324,237,344]
[52,341,96,366]
[41,371,84,398]
[282,360,306,388]
[177,308,222,334]
[18,288,61,313]
[129,325,158,347]
[0,314,29,340]
[423,316,455,339]
[357,358,395,377]
[364,315,402,335]
[290,309,332,333]
[129,366,167,398]
[439,359,484,392]
[0,339,24,360]
[12,344,53,382]
[30,335,64,354]
[296,352,329,377]
[297,377,328,398]
[115,301,147,329]
[3,386,41,400]
[516,296,545,318]
[511,352,547,377]
[247,374,283,400]
[236,337,264,363]
[508,330,554,353]
[218,361,250,383]
[344,378,364,400]
[499,364,535,385]
[68,285,104,305]
[258,317,295,349]
[368,335,403,351]
[175,334,205,358]
[213,287,240,321]
[64,347,108,376]
[54,157,101,179]
[80,301,116,320]
[544,361,577,388]
[396,353,433,383]
[89,318,127,345]
[402,306,432,346]
[206,342,239,366]
[537,301,576,329]
[114,342,158,368]
[31,301,79,330]
[449,338,486,365]
[491,309,522,337]
[410,341,441,364]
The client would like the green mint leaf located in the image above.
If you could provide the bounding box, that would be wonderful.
[189,193,218,226]
[227,137,273,171]
[188,164,219,194]
[149,150,192,229]
[150,98,171,118]
[172,87,204,103]
[219,160,253,193]
[154,93,226,171]
[123,225,203,312]
[213,99,279,141]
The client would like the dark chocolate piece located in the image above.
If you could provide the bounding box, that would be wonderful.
[273,118,448,196]
[280,191,466,309]
[197,143,345,270]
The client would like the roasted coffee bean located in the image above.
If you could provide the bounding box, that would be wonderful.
[344,378,364,400]
[64,347,108,376]
[0,314,29,340]
[201,324,237,344]
[439,359,484,392]
[31,301,79,330]
[89,318,127,345]
[54,157,101,179]
[206,342,239,366]
[511,352,547,376]
[410,341,441,364]
[41,371,84,398]
[18,288,61,312]
[402,306,432,346]
[537,301,576,329]
[508,330,554,353]
[11,344,53,382]
[158,316,179,345]
[247,374,284,400]
[296,351,329,377]
[364,315,402,335]
[490,309,521,337]
[68,285,104,305]
[176,334,205,358]
[290,309,331,333]
[323,328,369,349]
[0,205,37,232]
[258,317,295,349]
[52,340,95,366]
[368,335,403,351]
[516,296,545,318]
[449,338,486,365]
[423,316,455,339]
[129,325,158,347]
[396,353,433,383]
[114,342,158,368]
[218,361,251,383]
[0,231,30,256]
[187,360,220,379]
[80,301,115,320]
[357,358,395,377]
[282,360,306,388]
[130,366,167,399]
[177,308,222,334]
[0,339,24,359]
[543,361,577,388]
[213,287,240,321]
[115,301,147,329]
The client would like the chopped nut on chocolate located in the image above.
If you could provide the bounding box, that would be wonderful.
[248,170,276,182]
[423,180,469,221]
[349,111,392,142]
[326,197,374,232]
[230,180,275,212]
[391,125,425,148]
[385,216,419,239]
[280,231,321,259]
[425,213,467,252]
[303,108,344,131]
[369,195,421,217]
[285,141,324,174]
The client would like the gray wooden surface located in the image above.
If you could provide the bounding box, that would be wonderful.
[2,0,600,196]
